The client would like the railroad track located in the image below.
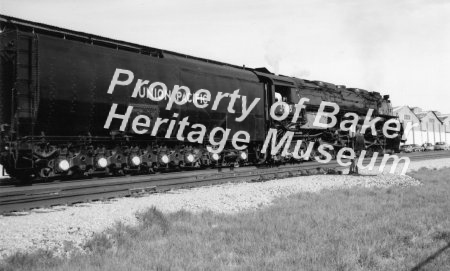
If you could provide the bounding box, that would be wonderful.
[1,151,449,214]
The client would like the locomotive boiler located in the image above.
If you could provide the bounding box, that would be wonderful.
[0,15,402,181]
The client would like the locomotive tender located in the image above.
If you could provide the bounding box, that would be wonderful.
[0,15,402,181]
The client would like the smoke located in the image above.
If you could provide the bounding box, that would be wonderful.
[263,29,311,78]
[264,53,281,74]
[291,67,311,79]
[343,6,393,90]
[264,37,283,74]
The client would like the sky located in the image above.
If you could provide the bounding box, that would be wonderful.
[1,0,450,113]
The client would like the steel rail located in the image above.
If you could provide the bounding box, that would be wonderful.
[1,151,449,214]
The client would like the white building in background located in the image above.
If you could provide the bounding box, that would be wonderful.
[438,113,450,132]
[393,106,450,145]
[393,106,422,144]
[416,111,447,144]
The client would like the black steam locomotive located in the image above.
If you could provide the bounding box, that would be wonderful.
[0,15,402,181]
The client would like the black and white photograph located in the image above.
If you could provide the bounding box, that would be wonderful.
[0,0,449,270]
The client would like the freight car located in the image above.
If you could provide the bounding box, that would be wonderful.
[0,15,403,181]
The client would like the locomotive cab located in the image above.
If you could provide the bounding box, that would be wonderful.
[274,85,301,116]
[252,70,306,125]
[251,71,310,154]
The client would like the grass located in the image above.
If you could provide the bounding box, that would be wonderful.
[1,168,449,271]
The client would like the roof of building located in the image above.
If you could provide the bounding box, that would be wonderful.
[392,105,420,120]
[416,112,427,119]
[438,115,449,121]
[416,111,444,123]
[393,105,450,124]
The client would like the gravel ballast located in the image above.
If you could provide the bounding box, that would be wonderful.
[0,158,448,259]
